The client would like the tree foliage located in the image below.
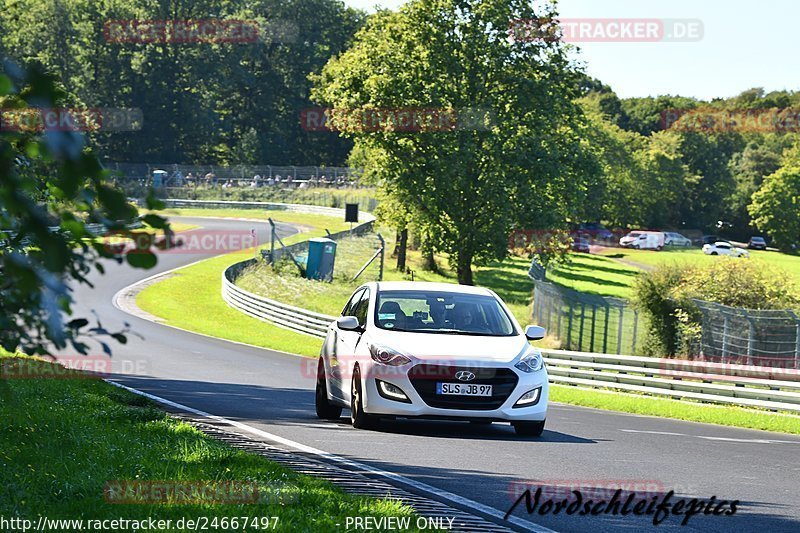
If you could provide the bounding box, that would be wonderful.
[0,64,168,355]
[312,0,600,284]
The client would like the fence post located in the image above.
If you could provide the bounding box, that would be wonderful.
[603,304,610,354]
[631,310,639,354]
[789,311,800,370]
[566,300,574,350]
[269,218,276,263]
[721,307,730,364]
[378,233,385,281]
[742,308,756,366]
[589,304,597,353]
[617,306,624,355]
[578,302,586,352]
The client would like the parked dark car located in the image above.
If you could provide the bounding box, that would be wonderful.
[571,234,591,253]
[576,222,614,241]
[748,236,767,250]
[701,234,721,245]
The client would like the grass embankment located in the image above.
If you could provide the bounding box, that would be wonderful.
[0,351,419,530]
[550,384,800,435]
[546,253,641,299]
[544,248,800,299]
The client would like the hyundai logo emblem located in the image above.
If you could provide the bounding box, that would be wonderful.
[455,371,476,382]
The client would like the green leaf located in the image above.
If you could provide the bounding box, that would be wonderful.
[126,251,157,269]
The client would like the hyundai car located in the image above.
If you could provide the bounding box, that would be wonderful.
[315,281,549,436]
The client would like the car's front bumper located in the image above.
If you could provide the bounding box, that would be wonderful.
[361,365,548,422]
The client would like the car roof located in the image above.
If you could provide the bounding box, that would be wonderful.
[370,281,493,296]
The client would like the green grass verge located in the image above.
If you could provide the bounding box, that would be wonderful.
[166,186,378,213]
[546,252,641,299]
[0,351,419,530]
[136,252,322,357]
[155,207,352,234]
[550,384,800,435]
[136,210,358,358]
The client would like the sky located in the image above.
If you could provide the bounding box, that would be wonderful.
[342,0,800,100]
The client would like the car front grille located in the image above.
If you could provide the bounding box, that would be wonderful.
[407,363,519,410]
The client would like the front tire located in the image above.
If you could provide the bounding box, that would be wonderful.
[315,358,342,420]
[351,366,378,429]
[514,420,545,437]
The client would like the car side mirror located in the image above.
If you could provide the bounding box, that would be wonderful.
[525,325,546,341]
[337,316,361,331]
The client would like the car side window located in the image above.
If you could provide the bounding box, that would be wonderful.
[342,288,364,316]
[352,289,371,328]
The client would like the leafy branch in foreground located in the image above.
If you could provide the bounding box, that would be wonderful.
[0,63,169,355]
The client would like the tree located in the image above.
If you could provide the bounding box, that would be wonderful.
[727,141,781,236]
[0,65,168,355]
[749,145,800,250]
[313,0,599,284]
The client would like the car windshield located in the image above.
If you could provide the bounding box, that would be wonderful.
[752,237,765,242]
[374,290,516,336]
[628,232,641,238]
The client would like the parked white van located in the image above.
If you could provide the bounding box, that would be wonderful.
[619,231,665,250]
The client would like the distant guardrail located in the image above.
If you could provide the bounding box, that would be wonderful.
[160,198,377,219]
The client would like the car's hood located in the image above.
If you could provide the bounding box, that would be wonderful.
[366,330,531,363]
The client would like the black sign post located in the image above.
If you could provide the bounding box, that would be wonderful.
[345,203,359,234]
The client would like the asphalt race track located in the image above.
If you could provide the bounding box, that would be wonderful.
[65,216,800,532]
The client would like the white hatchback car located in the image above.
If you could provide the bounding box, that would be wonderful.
[702,241,749,258]
[315,281,549,436]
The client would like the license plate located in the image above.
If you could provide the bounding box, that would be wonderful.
[436,383,493,396]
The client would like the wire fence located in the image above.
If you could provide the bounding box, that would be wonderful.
[532,280,645,355]
[692,300,800,369]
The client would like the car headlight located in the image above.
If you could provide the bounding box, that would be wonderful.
[515,348,544,373]
[369,344,411,366]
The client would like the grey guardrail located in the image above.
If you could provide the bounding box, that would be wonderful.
[222,264,335,338]
[162,198,376,220]
[543,350,800,412]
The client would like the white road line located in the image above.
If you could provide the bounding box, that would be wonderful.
[620,429,686,436]
[620,429,800,444]
[696,436,800,444]
[107,380,556,533]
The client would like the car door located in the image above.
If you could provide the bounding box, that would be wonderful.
[328,288,363,401]
[341,288,371,402]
